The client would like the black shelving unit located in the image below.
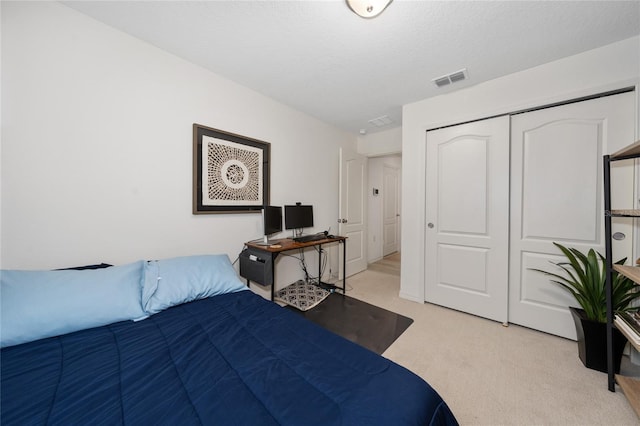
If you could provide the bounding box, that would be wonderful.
[604,139,640,416]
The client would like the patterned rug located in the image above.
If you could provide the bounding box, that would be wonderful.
[275,280,331,311]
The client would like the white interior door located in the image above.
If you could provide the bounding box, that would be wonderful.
[339,147,367,277]
[425,116,510,323]
[382,165,400,256]
[509,92,635,339]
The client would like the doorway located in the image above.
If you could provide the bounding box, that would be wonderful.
[382,165,400,257]
[367,155,402,265]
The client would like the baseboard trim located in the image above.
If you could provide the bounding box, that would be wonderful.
[399,291,423,303]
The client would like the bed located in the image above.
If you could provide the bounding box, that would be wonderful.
[1,254,457,425]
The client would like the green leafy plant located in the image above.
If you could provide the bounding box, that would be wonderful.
[531,242,639,323]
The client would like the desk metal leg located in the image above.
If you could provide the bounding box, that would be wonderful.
[270,253,276,301]
[270,252,280,301]
[318,244,322,287]
[342,240,346,294]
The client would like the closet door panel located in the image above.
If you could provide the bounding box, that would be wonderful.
[521,122,600,242]
[425,116,509,323]
[509,92,635,339]
[438,137,488,234]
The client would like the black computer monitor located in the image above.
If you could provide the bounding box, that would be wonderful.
[254,206,282,245]
[264,205,283,236]
[284,205,313,230]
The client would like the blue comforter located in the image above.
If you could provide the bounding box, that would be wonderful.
[1,290,456,425]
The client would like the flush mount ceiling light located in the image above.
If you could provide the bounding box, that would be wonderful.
[346,0,393,18]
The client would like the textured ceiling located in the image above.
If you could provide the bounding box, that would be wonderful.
[63,1,640,135]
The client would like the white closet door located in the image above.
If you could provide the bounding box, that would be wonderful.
[425,116,510,323]
[509,92,635,339]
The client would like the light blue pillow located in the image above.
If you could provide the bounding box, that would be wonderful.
[1,261,146,348]
[142,254,247,315]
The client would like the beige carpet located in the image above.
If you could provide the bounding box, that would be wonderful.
[367,252,401,276]
[348,255,638,425]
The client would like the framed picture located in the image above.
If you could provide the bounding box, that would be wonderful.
[193,124,270,214]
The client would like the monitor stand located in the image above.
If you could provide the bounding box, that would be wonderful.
[254,235,276,246]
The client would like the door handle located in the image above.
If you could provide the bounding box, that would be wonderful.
[428,223,434,229]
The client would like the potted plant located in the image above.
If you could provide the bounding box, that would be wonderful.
[532,242,639,373]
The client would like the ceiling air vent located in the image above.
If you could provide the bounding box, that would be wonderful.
[368,115,393,127]
[434,76,451,87]
[449,69,467,83]
[432,68,468,88]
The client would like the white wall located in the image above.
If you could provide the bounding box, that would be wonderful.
[357,126,402,157]
[367,155,401,262]
[1,2,356,295]
[401,36,640,302]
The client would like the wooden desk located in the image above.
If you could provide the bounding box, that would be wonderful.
[243,236,347,300]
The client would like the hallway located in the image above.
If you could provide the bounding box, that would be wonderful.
[367,252,400,276]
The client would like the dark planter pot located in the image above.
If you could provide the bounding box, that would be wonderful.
[569,307,627,373]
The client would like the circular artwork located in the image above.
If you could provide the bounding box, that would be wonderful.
[220,159,249,189]
[206,139,261,204]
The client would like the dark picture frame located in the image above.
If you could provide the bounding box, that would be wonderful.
[193,124,270,214]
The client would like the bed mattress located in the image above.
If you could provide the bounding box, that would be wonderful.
[1,290,456,425]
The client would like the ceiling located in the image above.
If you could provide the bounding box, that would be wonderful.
[62,1,640,135]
